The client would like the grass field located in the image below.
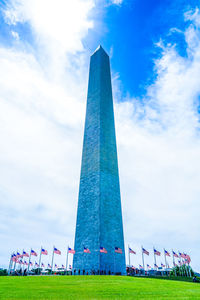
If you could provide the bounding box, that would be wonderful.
[1,275,200,300]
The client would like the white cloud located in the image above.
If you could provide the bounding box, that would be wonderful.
[115,8,200,269]
[110,0,123,5]
[11,30,19,40]
[0,0,94,268]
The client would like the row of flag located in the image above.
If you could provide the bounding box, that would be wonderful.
[11,246,190,262]
[9,246,74,272]
[11,246,122,261]
[139,247,191,263]
[128,246,190,261]
[9,245,191,273]
[127,246,191,271]
[11,247,61,261]
[9,246,123,272]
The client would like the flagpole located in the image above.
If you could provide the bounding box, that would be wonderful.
[38,246,42,275]
[172,249,176,277]
[128,245,130,266]
[185,260,189,277]
[178,251,182,276]
[27,249,31,275]
[66,245,69,272]
[21,249,24,276]
[188,254,192,277]
[14,250,18,271]
[188,262,192,277]
[164,249,167,272]
[8,253,13,275]
[153,247,157,270]
[10,253,14,274]
[141,246,144,270]
[51,246,55,274]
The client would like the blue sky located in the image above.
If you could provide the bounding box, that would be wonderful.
[87,0,200,97]
[1,0,200,272]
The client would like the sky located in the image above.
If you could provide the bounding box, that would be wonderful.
[0,0,200,271]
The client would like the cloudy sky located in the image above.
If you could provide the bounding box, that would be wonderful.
[1,0,200,271]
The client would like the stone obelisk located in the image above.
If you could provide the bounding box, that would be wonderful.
[73,45,126,274]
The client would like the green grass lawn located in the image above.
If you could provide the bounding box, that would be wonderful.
[1,276,200,300]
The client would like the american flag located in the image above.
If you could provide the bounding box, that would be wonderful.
[183,253,191,261]
[62,264,65,268]
[187,255,191,264]
[132,266,136,269]
[24,261,28,266]
[184,254,191,264]
[161,263,165,267]
[41,263,45,267]
[173,262,177,266]
[11,254,17,262]
[41,248,48,255]
[154,264,158,268]
[69,264,72,269]
[68,247,75,254]
[22,251,29,257]
[100,247,107,253]
[54,247,61,255]
[173,251,178,258]
[154,249,161,256]
[164,249,170,257]
[16,252,22,258]
[147,264,151,269]
[139,265,143,269]
[35,262,39,267]
[55,264,58,268]
[48,264,51,268]
[179,252,185,258]
[31,249,37,256]
[19,259,24,264]
[29,261,33,266]
[84,247,90,253]
[115,247,122,254]
[142,248,149,255]
[129,248,136,254]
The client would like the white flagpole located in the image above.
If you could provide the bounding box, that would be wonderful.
[21,249,24,275]
[178,251,182,276]
[10,253,14,274]
[185,261,189,277]
[8,253,13,275]
[38,246,42,273]
[51,246,55,274]
[189,262,192,277]
[66,246,69,272]
[141,246,145,270]
[27,249,31,274]
[164,249,167,273]
[14,250,18,271]
[153,247,157,270]
[172,249,176,277]
[128,245,130,266]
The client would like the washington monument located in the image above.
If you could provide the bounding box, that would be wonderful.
[73,45,126,274]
